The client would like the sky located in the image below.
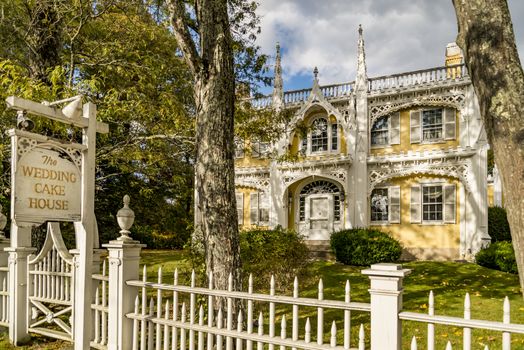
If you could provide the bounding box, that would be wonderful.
[255,0,524,94]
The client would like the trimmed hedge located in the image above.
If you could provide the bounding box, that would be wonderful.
[476,241,517,274]
[240,227,309,291]
[330,228,402,266]
[488,206,511,242]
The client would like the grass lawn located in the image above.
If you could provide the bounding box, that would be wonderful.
[1,249,522,349]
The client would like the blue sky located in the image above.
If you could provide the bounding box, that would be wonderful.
[255,0,524,95]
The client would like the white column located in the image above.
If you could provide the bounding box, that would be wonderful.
[362,263,411,350]
[104,240,144,350]
[7,223,35,345]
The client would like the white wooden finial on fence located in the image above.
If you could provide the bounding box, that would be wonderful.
[445,341,452,350]
[410,336,417,350]
[0,204,7,240]
[117,195,135,241]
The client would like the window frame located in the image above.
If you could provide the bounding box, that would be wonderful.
[421,108,444,142]
[301,115,340,156]
[370,115,390,148]
[370,187,389,223]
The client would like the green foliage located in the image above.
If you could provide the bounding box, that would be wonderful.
[488,206,511,242]
[476,241,517,274]
[487,149,495,176]
[240,227,310,291]
[330,228,402,266]
[132,225,189,250]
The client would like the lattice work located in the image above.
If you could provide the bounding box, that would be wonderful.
[368,160,471,194]
[369,88,467,126]
[235,174,270,191]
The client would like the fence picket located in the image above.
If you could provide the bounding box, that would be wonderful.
[148,298,155,350]
[198,305,205,350]
[164,300,170,350]
[269,275,276,350]
[344,281,350,350]
[280,315,287,350]
[172,269,179,350]
[257,312,264,350]
[318,279,324,345]
[217,309,224,350]
[132,296,139,350]
[94,287,100,343]
[292,277,298,350]
[446,341,452,350]
[157,267,163,350]
[227,273,233,350]
[411,336,417,350]
[237,309,244,350]
[428,291,435,350]
[247,274,254,350]
[503,296,511,350]
[180,303,187,350]
[305,318,311,344]
[330,321,336,347]
[358,324,364,350]
[464,293,471,350]
[189,270,196,350]
[208,272,214,350]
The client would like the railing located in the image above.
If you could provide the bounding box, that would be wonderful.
[402,291,523,350]
[91,258,109,350]
[250,64,468,108]
[368,64,468,93]
[0,266,8,327]
[126,266,369,350]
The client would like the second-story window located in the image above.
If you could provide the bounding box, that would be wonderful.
[302,115,339,155]
[422,109,443,141]
[410,107,456,144]
[371,116,389,146]
[311,118,329,152]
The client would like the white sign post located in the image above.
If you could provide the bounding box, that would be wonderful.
[5,96,108,348]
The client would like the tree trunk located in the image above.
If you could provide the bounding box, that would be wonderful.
[193,0,242,300]
[27,0,63,83]
[453,0,524,296]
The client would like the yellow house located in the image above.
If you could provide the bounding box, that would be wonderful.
[235,27,490,260]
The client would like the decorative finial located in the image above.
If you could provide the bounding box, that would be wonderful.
[358,24,363,36]
[116,195,135,241]
[276,42,280,51]
[313,66,319,79]
[272,41,284,109]
[0,204,6,239]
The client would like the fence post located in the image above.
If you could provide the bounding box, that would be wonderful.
[103,195,145,350]
[362,263,411,350]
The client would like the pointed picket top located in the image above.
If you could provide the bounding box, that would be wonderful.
[270,275,275,296]
[228,273,233,292]
[293,277,299,298]
[149,297,155,316]
[464,293,471,318]
[181,302,187,322]
[199,305,205,325]
[208,271,213,289]
[345,280,350,303]
[429,290,434,316]
[237,309,244,328]
[258,312,264,329]
[445,341,452,350]
[165,300,170,319]
[281,315,287,338]
[191,269,196,288]
[503,296,510,321]
[358,324,365,350]
[484,346,489,350]
[217,309,223,328]
[330,321,337,347]
[134,295,139,313]
[318,278,324,300]
[157,266,163,283]
[248,274,253,294]
[305,318,311,343]
[142,265,147,282]
[410,336,417,350]
[174,268,179,285]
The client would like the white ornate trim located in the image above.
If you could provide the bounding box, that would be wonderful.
[235,173,270,191]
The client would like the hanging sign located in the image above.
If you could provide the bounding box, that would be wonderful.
[14,146,81,223]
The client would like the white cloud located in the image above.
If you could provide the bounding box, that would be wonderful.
[256,0,524,89]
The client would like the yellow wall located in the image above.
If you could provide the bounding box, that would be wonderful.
[370,175,461,252]
[487,184,494,207]
[236,186,257,228]
[370,107,460,156]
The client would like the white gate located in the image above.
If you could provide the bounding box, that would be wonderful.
[27,222,75,341]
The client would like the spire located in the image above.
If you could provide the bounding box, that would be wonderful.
[272,42,284,109]
[356,24,367,92]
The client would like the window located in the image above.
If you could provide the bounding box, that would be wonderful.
[370,112,400,147]
[301,116,339,155]
[250,192,269,225]
[422,185,443,221]
[234,138,244,158]
[422,109,443,141]
[411,183,456,224]
[252,141,269,158]
[371,116,389,146]
[235,193,244,225]
[410,108,456,143]
[299,180,342,222]
[370,186,400,223]
[370,188,388,221]
[311,118,328,152]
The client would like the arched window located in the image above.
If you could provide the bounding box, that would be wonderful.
[299,180,342,222]
[300,115,339,155]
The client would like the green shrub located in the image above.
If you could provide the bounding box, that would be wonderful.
[488,206,511,242]
[476,241,517,274]
[240,227,309,291]
[132,225,188,249]
[330,228,402,266]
